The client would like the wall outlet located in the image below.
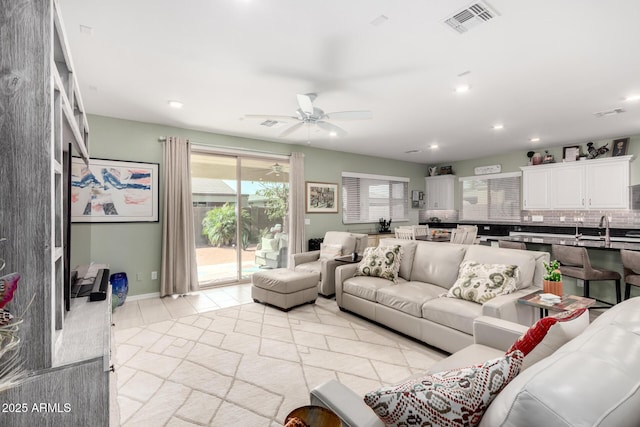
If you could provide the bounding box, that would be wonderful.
[523,216,529,221]
[136,272,142,281]
[304,218,310,225]
[151,271,158,280]
[560,216,565,222]
[531,215,544,222]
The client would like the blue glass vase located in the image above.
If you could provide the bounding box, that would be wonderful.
[110,272,128,306]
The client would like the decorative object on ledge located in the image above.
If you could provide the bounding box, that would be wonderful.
[71,158,160,223]
[526,151,535,165]
[428,166,438,176]
[586,141,610,159]
[611,137,629,157]
[378,218,392,233]
[543,260,563,296]
[532,152,542,165]
[474,164,501,175]
[562,146,580,162]
[305,181,338,213]
[439,165,453,175]
[542,151,555,164]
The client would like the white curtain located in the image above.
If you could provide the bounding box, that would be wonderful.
[288,152,305,261]
[160,137,199,296]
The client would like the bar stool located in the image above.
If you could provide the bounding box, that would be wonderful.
[498,241,526,250]
[620,249,640,300]
[551,245,621,307]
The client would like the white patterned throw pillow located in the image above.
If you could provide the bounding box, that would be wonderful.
[447,261,519,303]
[364,350,524,427]
[354,245,403,283]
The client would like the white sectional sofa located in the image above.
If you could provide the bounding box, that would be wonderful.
[335,238,550,353]
[311,297,640,427]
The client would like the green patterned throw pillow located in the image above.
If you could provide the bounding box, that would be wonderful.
[447,260,519,303]
[355,245,403,283]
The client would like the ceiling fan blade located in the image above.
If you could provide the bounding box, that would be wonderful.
[245,114,300,121]
[279,122,305,137]
[316,121,348,137]
[296,94,315,116]
[323,110,372,121]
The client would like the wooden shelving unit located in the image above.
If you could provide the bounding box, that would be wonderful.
[0,1,113,425]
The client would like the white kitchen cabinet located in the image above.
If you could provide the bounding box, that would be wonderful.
[552,163,586,209]
[522,167,552,209]
[521,155,633,210]
[425,175,456,210]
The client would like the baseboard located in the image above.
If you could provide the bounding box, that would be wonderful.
[126,292,160,301]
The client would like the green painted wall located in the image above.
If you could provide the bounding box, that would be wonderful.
[72,115,428,296]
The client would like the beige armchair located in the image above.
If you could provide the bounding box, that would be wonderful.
[291,231,368,296]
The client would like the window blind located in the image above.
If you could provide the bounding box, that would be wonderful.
[342,172,409,224]
[459,172,521,222]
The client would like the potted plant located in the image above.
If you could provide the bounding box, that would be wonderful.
[543,260,563,296]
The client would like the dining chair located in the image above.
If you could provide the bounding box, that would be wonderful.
[620,249,640,300]
[394,227,415,240]
[449,228,468,244]
[412,225,429,238]
[552,244,621,307]
[498,241,527,250]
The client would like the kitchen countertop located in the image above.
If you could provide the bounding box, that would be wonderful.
[489,234,640,251]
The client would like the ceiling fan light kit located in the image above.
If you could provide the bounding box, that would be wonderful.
[247,93,372,139]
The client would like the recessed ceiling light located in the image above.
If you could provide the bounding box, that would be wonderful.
[493,124,504,130]
[430,144,439,149]
[168,100,183,109]
[530,137,540,142]
[455,85,470,93]
[329,131,337,137]
[625,94,640,102]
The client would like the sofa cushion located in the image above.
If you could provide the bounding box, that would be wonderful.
[379,238,417,281]
[342,276,396,302]
[463,245,536,290]
[376,282,442,317]
[410,242,467,289]
[324,231,357,255]
[355,245,403,283]
[261,237,279,252]
[364,350,524,427]
[507,308,588,370]
[422,296,483,335]
[319,243,342,260]
[447,261,519,304]
[480,297,640,427]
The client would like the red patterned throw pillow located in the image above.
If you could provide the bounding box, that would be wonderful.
[363,351,523,427]
[507,308,587,356]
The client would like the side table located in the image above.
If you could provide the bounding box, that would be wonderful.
[518,289,596,318]
[285,405,341,427]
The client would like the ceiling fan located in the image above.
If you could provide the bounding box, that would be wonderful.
[246,93,372,138]
[266,163,284,176]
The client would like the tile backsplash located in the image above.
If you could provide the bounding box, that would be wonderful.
[420,209,640,229]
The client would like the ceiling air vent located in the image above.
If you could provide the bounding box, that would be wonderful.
[594,108,625,118]
[260,119,279,127]
[443,1,500,34]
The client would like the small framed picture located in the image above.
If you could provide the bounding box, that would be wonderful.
[611,137,629,157]
[306,181,338,213]
[562,146,580,162]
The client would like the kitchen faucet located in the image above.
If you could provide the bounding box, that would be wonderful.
[575,219,582,239]
[599,215,611,245]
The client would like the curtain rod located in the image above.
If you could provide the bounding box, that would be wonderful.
[157,136,291,159]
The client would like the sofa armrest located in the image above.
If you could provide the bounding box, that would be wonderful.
[473,316,528,352]
[481,287,540,326]
[310,380,383,427]
[291,250,320,268]
[335,264,359,306]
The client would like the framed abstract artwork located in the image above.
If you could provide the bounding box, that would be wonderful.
[306,181,338,213]
[71,157,159,222]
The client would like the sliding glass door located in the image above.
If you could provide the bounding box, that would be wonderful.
[191,150,289,286]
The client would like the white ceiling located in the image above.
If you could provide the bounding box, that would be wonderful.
[59,0,640,164]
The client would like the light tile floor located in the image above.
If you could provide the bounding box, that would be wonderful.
[113,284,253,330]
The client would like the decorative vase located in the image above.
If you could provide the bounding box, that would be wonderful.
[543,279,563,297]
[110,272,128,306]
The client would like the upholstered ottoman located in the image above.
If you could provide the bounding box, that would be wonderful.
[251,268,319,311]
